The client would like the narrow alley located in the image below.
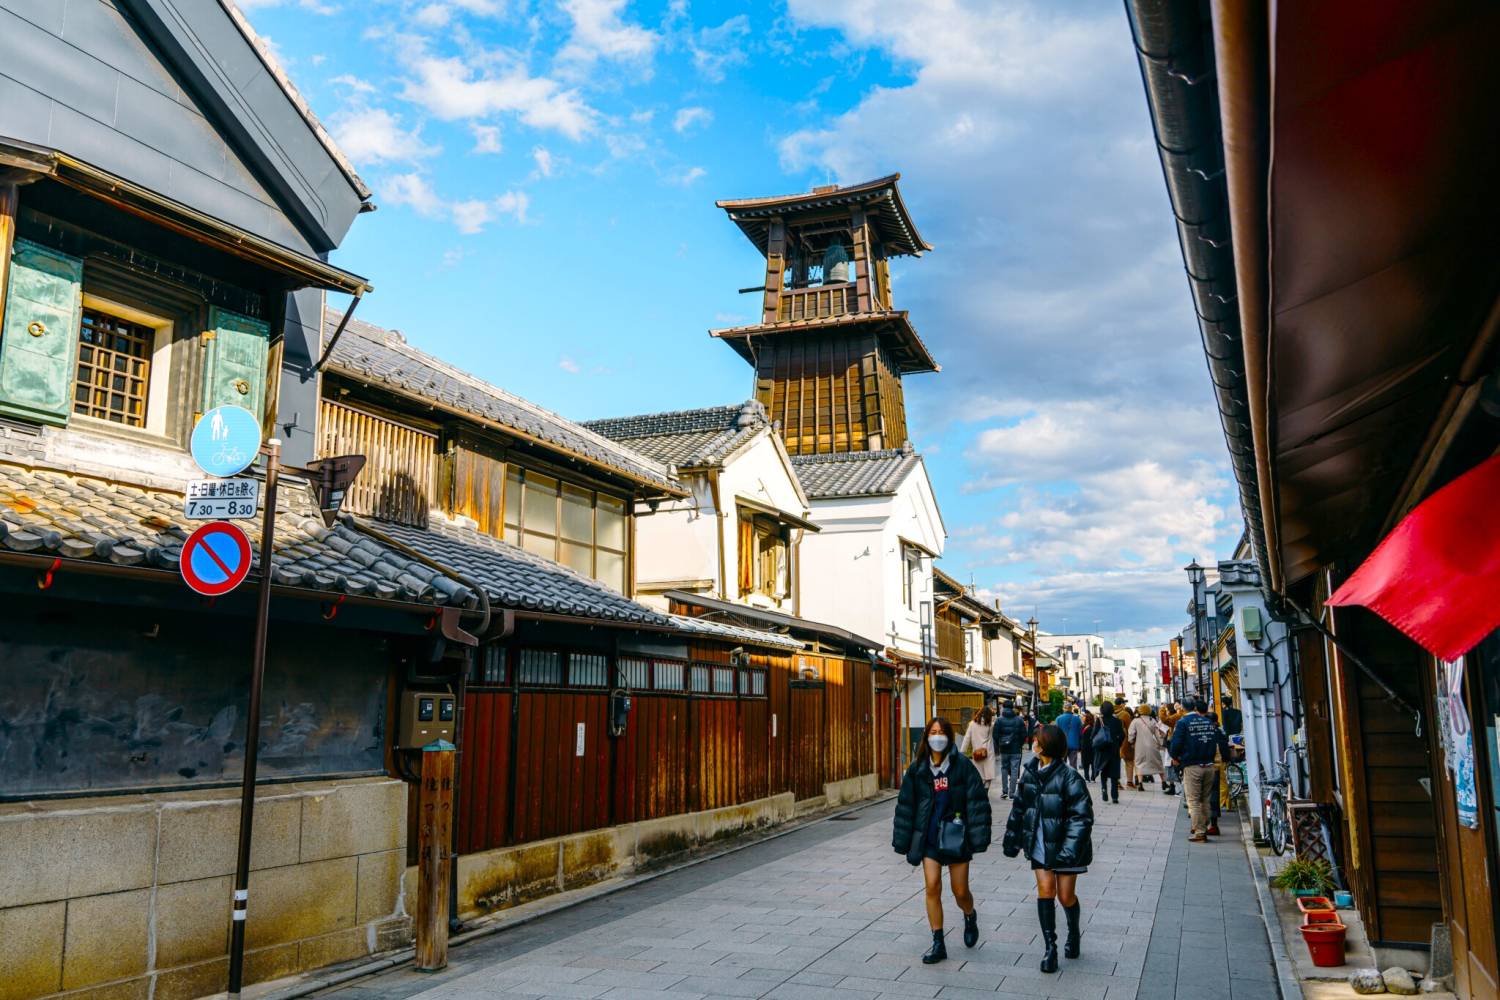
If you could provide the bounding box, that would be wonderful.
[310,787,1277,1000]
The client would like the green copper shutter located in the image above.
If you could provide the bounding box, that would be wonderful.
[0,239,84,425]
[201,307,270,418]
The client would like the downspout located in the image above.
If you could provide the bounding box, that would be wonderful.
[1211,0,1282,592]
[708,468,729,600]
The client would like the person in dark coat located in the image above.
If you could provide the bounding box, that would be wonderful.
[992,700,1028,799]
[891,717,994,965]
[1093,702,1125,804]
[1002,723,1095,973]
[1054,705,1083,769]
[1079,709,1097,779]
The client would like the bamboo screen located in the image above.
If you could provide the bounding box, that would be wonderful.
[317,399,436,526]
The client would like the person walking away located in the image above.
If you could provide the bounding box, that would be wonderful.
[991,700,1027,799]
[1159,703,1183,796]
[1002,723,1094,973]
[1079,710,1097,780]
[1093,703,1124,804]
[1055,704,1083,769]
[1169,699,1232,842]
[891,717,994,964]
[1121,708,1139,790]
[1128,706,1165,791]
[1221,696,1243,737]
[960,706,997,791]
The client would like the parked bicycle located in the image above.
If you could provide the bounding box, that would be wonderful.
[1224,760,1249,809]
[1261,743,1301,856]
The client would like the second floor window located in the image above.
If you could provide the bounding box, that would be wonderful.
[737,511,789,601]
[902,544,924,611]
[74,307,156,427]
[504,467,628,592]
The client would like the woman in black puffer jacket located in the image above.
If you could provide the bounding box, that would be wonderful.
[1002,723,1094,974]
[891,717,993,966]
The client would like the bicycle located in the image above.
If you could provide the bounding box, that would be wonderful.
[1261,743,1300,856]
[1224,760,1249,809]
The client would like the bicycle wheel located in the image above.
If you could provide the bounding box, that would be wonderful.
[1267,789,1290,855]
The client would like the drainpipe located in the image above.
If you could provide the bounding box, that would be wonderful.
[708,469,728,600]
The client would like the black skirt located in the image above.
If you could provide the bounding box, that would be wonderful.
[1031,859,1089,874]
[923,845,968,866]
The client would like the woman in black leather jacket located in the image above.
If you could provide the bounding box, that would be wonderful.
[891,717,993,965]
[1002,723,1095,974]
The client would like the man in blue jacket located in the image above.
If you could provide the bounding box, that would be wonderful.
[1054,705,1083,769]
[1169,700,1232,842]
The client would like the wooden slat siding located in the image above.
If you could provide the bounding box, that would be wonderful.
[456,690,512,854]
[776,283,857,322]
[937,613,966,666]
[754,332,872,455]
[790,682,825,800]
[876,344,909,450]
[875,688,894,788]
[763,650,791,795]
[851,207,872,314]
[318,399,436,526]
[449,435,507,536]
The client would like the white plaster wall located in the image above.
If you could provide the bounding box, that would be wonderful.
[631,474,720,610]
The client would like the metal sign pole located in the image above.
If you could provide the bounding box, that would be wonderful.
[227,439,280,999]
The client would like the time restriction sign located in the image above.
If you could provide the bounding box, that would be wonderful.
[180,520,253,596]
[184,478,260,520]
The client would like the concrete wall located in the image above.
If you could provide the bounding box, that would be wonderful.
[0,777,410,1000]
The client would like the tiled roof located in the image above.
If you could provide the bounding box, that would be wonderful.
[790,448,921,499]
[669,614,803,650]
[374,515,668,626]
[323,311,679,493]
[582,401,767,468]
[0,462,475,606]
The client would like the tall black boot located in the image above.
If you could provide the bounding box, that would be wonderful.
[963,908,979,948]
[922,928,947,964]
[1037,898,1058,973]
[1062,901,1082,958]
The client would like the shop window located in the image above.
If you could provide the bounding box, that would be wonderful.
[503,467,629,593]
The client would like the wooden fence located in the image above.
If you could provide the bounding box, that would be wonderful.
[454,642,882,856]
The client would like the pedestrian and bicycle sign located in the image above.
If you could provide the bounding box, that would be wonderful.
[180,520,253,596]
[184,478,260,520]
[191,405,263,478]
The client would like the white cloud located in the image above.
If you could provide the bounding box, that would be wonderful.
[381,173,528,233]
[329,107,438,166]
[411,3,452,28]
[557,0,658,75]
[470,123,503,153]
[672,106,712,133]
[558,356,582,374]
[665,165,707,186]
[398,45,597,140]
[688,15,749,82]
[330,74,375,95]
[532,146,554,177]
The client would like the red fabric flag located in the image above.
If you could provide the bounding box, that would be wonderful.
[1327,454,1500,661]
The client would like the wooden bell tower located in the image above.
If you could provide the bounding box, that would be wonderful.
[712,174,938,456]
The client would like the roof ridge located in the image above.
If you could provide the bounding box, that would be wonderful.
[789,448,912,464]
[583,399,764,436]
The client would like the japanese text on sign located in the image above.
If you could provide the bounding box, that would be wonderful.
[184,478,260,520]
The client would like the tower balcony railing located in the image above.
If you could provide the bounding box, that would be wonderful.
[774,281,858,323]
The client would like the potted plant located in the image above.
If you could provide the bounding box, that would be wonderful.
[1300,921,1348,967]
[1270,858,1335,898]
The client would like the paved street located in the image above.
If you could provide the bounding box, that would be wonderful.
[313,778,1278,1000]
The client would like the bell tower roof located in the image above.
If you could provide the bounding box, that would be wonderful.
[716,174,932,258]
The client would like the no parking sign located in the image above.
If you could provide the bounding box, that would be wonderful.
[180,520,253,596]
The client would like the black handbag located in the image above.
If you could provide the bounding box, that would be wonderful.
[937,813,967,855]
[1091,724,1114,750]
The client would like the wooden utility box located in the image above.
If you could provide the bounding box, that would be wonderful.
[398,690,456,749]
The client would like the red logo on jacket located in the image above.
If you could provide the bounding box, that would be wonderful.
[933,776,950,792]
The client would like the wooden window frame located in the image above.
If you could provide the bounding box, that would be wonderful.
[72,294,176,438]
[902,543,923,611]
[502,465,629,593]
[737,510,789,601]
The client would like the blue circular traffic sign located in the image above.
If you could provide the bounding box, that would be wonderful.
[191,405,262,478]
[181,521,253,596]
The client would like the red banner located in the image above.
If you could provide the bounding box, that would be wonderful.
[1160,649,1172,684]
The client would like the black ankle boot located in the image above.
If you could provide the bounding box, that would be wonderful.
[1037,898,1058,973]
[1063,902,1082,958]
[922,929,947,964]
[963,909,979,948]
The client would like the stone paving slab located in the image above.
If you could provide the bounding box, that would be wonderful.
[313,775,1277,1000]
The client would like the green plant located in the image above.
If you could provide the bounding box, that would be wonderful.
[1039,689,1065,724]
[1270,859,1335,895]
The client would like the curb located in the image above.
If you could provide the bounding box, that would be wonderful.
[253,790,899,1000]
[1240,813,1305,1000]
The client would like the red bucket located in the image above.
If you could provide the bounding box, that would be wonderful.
[1300,922,1347,967]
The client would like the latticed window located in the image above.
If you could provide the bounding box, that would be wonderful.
[74,308,153,426]
[712,667,735,694]
[475,646,508,685]
[690,665,710,693]
[620,656,650,690]
[653,661,685,691]
[518,649,563,685]
[741,669,766,697]
[569,653,608,687]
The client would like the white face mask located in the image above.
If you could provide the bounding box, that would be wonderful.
[927,734,949,753]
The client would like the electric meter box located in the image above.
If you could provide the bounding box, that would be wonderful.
[398,690,456,748]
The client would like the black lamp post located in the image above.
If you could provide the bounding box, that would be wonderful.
[1026,616,1040,714]
[1185,560,1206,699]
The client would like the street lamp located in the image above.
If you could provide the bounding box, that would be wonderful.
[1026,616,1040,715]
[1185,560,1206,700]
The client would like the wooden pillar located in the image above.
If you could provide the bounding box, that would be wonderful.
[763,218,785,324]
[416,741,455,972]
[0,184,17,311]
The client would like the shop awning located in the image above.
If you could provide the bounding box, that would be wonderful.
[1328,454,1500,661]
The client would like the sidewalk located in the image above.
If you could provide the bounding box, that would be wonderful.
[309,780,1278,999]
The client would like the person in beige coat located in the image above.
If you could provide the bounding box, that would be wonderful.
[1127,707,1166,789]
[960,707,997,788]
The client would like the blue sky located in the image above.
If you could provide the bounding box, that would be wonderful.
[241,0,1243,645]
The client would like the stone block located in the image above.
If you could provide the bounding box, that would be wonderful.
[154,876,230,967]
[371,914,413,953]
[63,889,151,989]
[298,780,406,862]
[356,850,405,924]
[631,814,697,864]
[299,926,370,970]
[245,857,357,950]
[0,805,156,906]
[155,794,301,884]
[52,979,148,1000]
[561,829,627,890]
[244,941,301,987]
[0,900,65,1000]
[151,959,227,1000]
[457,841,561,916]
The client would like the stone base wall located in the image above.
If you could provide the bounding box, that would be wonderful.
[444,792,801,920]
[0,777,409,1000]
[824,773,879,807]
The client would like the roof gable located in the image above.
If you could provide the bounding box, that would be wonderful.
[583,401,768,468]
[790,448,921,499]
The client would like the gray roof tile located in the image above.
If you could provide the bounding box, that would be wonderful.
[583,401,767,468]
[790,448,921,499]
[0,461,473,606]
[323,310,678,492]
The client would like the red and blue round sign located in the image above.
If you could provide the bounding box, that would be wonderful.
[180,520,253,596]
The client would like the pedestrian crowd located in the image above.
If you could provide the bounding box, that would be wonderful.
[891,692,1239,973]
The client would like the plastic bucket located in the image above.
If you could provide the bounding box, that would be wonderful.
[1300,922,1347,967]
